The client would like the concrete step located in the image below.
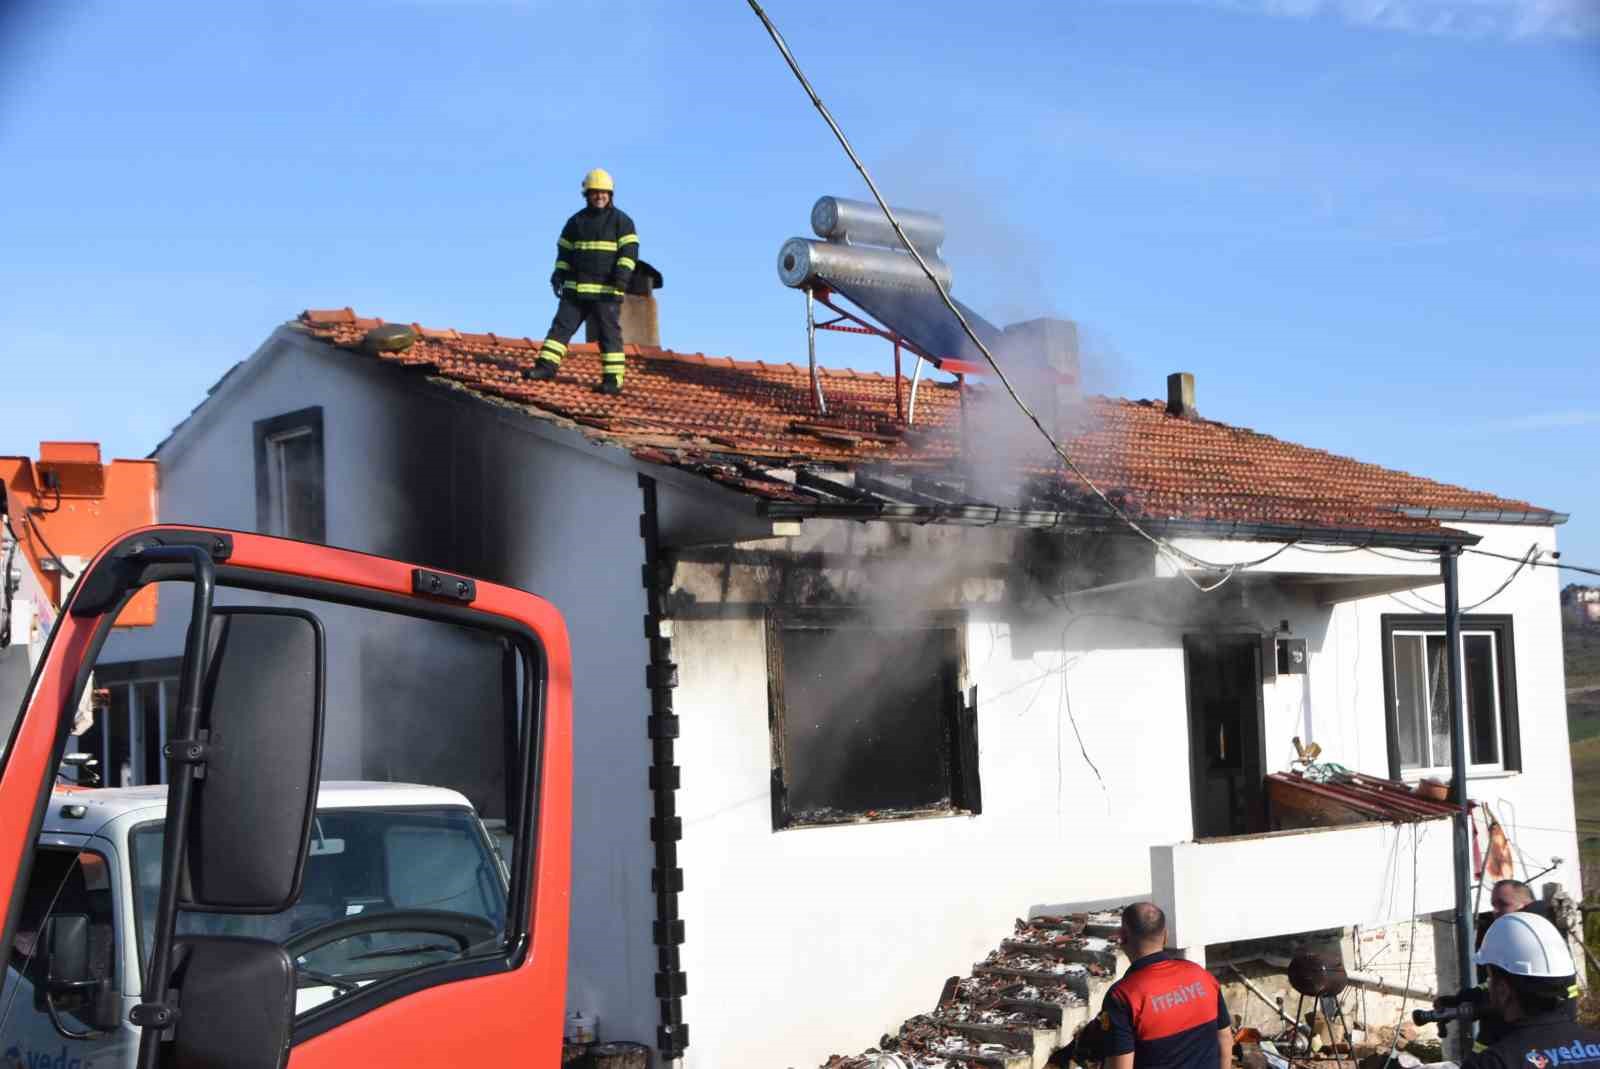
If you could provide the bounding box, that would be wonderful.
[1000,937,1118,969]
[818,908,1123,1067]
[1006,998,1089,1046]
[976,953,1092,994]
[895,1015,1033,1069]
[951,977,1087,1042]
[934,1016,1057,1069]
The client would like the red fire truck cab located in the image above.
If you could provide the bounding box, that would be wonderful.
[0,526,572,1068]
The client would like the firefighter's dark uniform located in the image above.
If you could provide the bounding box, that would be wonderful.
[1447,981,1582,1050]
[1053,951,1230,1069]
[1460,903,1580,1048]
[534,203,639,387]
[1460,1007,1600,1069]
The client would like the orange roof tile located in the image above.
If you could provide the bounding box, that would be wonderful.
[293,310,1556,540]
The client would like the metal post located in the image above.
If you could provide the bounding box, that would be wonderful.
[132,545,216,1069]
[101,687,113,785]
[805,286,827,416]
[157,681,169,786]
[1441,545,1475,997]
[129,684,143,787]
[893,338,903,423]
[907,355,927,426]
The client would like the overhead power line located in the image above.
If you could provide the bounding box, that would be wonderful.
[746,0,1598,594]
[745,0,1297,594]
[1466,546,1600,580]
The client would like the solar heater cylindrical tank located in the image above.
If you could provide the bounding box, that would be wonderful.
[777,237,954,291]
[811,196,945,255]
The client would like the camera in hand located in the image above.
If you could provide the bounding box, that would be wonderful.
[1413,1004,1478,1026]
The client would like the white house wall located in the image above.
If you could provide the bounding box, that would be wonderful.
[1170,527,1579,900]
[669,520,1576,1069]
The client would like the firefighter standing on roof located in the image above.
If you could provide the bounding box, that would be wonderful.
[526,168,638,394]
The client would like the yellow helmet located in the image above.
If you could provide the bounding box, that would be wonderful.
[582,168,614,193]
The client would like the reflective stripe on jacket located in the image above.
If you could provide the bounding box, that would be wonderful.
[551,205,638,301]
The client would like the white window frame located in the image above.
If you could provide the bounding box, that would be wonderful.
[265,425,316,536]
[1388,628,1505,778]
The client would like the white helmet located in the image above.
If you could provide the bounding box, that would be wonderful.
[1475,910,1574,978]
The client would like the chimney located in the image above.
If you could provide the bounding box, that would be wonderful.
[1166,372,1197,419]
[999,317,1080,437]
[590,260,663,349]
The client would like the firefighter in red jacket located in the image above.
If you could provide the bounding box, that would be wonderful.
[525,168,639,394]
[1051,903,1233,1069]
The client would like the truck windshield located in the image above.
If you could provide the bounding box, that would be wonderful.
[131,806,508,993]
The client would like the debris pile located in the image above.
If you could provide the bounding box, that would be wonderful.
[821,911,1124,1069]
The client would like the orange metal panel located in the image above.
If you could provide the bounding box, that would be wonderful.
[38,442,103,465]
[1,446,159,626]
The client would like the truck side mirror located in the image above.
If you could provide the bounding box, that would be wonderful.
[170,937,296,1069]
[43,913,90,990]
[183,607,326,910]
[39,913,119,1033]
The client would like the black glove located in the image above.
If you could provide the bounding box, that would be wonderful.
[550,274,563,299]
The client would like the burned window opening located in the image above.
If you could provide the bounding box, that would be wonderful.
[253,406,326,543]
[766,613,978,829]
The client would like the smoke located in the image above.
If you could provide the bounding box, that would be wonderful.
[871,130,1064,320]
[859,129,1144,513]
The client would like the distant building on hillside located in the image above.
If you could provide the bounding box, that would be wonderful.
[1562,584,1600,627]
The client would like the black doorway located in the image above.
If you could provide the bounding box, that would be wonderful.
[1183,634,1266,839]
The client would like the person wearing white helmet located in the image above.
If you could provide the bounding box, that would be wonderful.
[1438,891,1582,1049]
[1459,911,1595,1069]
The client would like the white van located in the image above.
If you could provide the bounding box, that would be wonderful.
[1,782,510,1069]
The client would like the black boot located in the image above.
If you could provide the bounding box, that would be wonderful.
[599,375,622,395]
[523,358,559,381]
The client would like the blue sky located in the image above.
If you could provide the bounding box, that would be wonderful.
[3,0,1597,569]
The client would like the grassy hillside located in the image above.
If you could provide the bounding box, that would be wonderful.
[1569,627,1600,743]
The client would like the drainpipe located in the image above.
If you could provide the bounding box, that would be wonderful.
[1440,546,1474,1002]
[638,475,688,1063]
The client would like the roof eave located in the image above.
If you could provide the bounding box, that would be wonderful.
[755,500,1479,548]
[1395,506,1568,526]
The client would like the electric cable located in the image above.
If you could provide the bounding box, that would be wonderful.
[31,481,62,515]
[745,0,1303,594]
[746,0,1600,600]
[1384,823,1421,1069]
[22,511,75,580]
[1465,547,1600,580]
[1383,544,1542,614]
[0,856,83,1038]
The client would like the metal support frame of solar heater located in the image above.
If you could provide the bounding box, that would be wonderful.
[1281,992,1352,1069]
[803,284,979,426]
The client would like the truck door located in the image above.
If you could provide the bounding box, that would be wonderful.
[0,527,572,1068]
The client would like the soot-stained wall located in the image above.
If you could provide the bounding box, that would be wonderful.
[105,333,661,1048]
